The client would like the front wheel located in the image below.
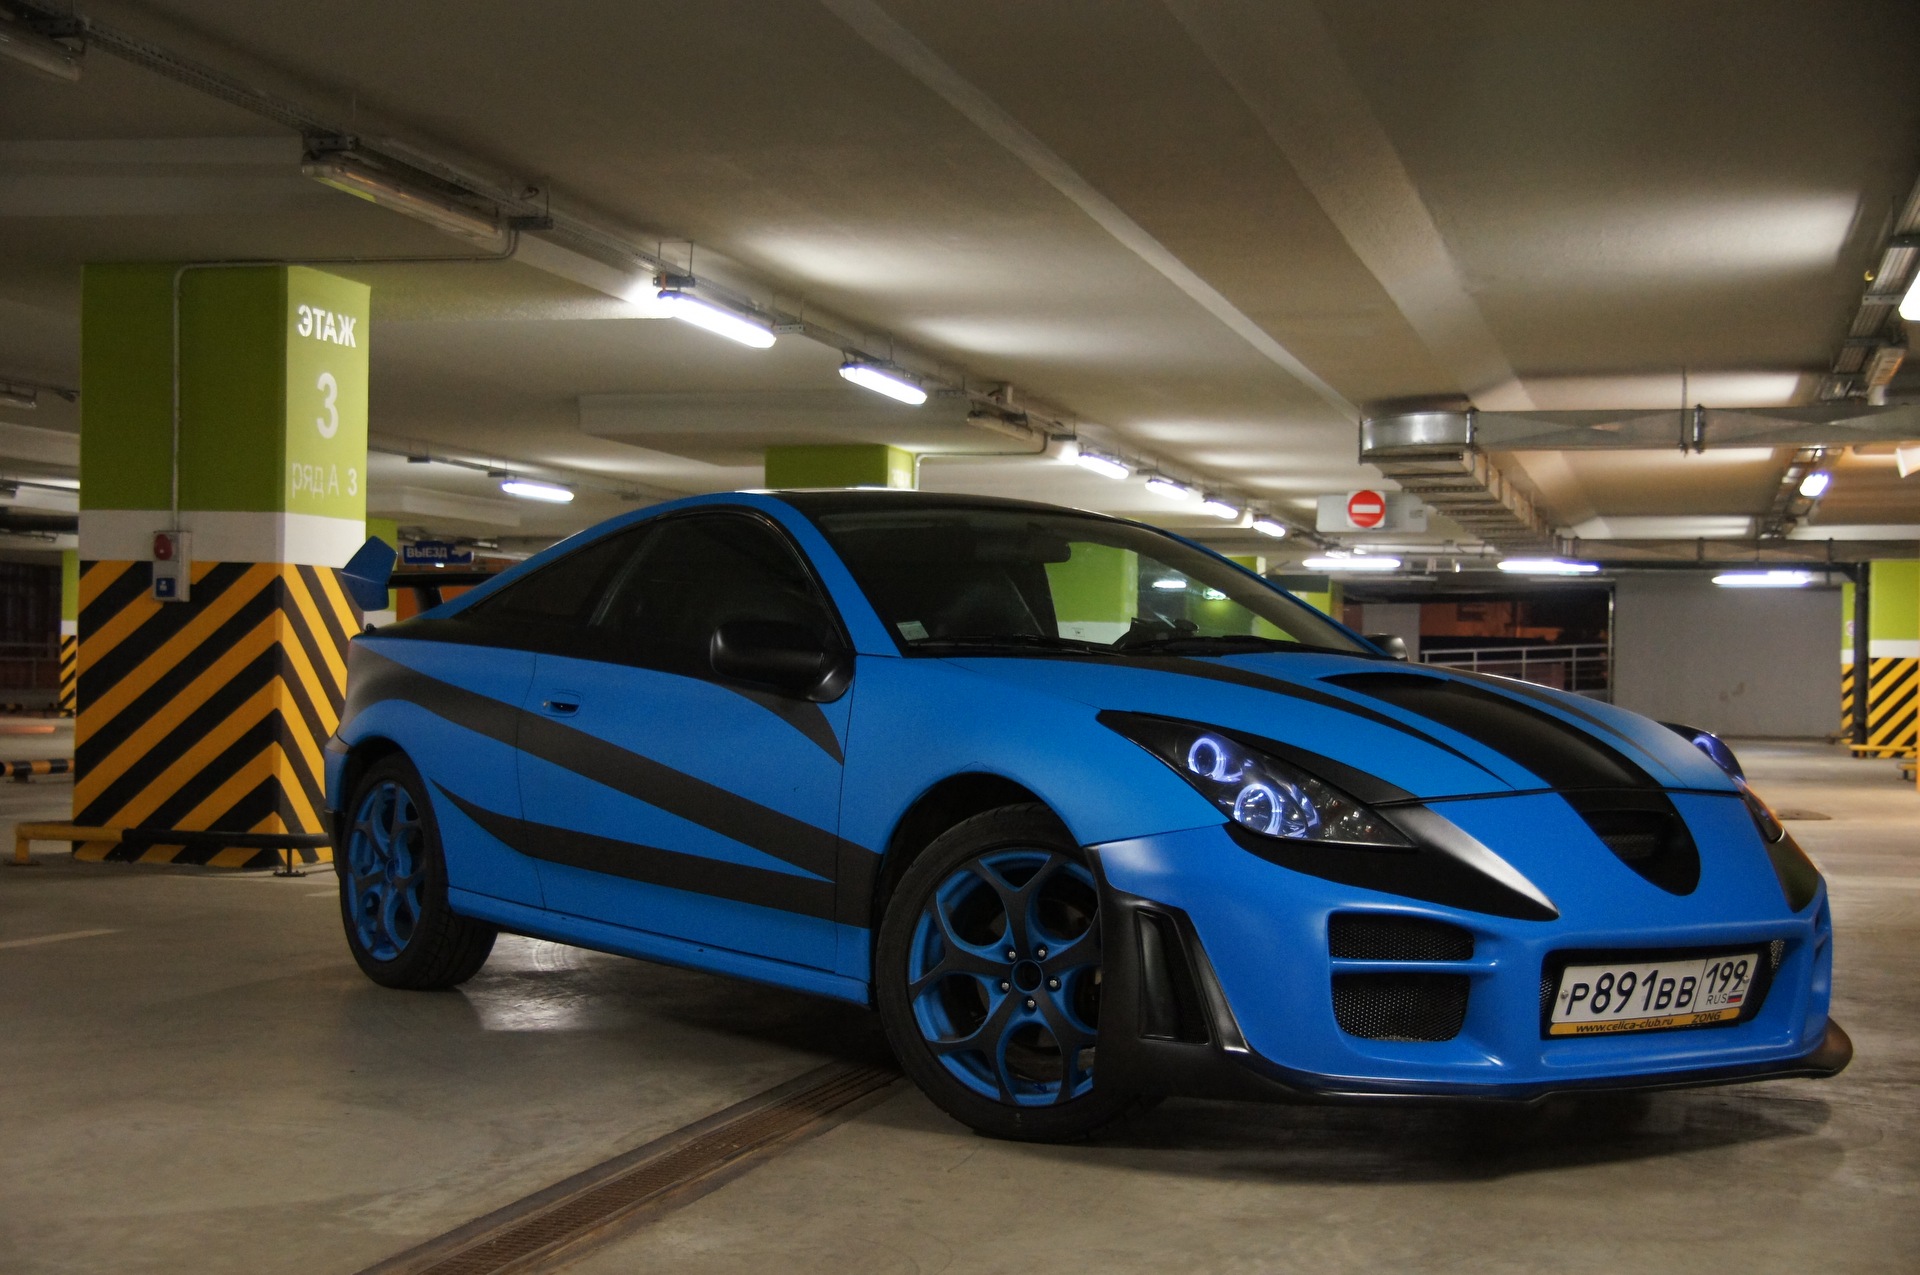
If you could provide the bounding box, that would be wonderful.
[339,754,495,989]
[875,804,1137,1141]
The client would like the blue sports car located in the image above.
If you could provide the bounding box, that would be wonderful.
[326,491,1848,1141]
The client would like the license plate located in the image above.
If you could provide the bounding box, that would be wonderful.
[1549,952,1759,1036]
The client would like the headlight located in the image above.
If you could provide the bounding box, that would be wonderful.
[1660,720,1744,781]
[1104,713,1410,848]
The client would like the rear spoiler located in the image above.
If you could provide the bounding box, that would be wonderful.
[339,537,398,612]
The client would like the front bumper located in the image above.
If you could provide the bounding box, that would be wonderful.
[1085,810,1850,1105]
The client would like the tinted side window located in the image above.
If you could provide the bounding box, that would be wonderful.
[593,514,834,678]
[463,525,650,651]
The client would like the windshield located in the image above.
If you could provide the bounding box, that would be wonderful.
[811,507,1370,657]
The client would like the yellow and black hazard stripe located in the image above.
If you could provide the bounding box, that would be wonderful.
[1,758,72,779]
[57,634,76,714]
[73,560,360,868]
[1841,657,1918,756]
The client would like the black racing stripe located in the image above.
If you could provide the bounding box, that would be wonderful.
[435,785,837,923]
[1057,654,1505,782]
[721,682,844,764]
[349,647,842,879]
[1431,667,1675,775]
[1322,671,1655,792]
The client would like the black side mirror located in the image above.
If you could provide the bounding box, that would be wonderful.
[1366,633,1410,661]
[710,619,847,700]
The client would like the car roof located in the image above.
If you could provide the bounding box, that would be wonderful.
[765,489,1121,520]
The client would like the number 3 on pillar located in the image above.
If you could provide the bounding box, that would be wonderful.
[316,371,340,439]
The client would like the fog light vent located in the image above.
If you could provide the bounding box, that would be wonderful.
[1328,913,1473,962]
[1332,973,1469,1041]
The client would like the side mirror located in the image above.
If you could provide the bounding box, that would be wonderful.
[710,619,847,700]
[1366,633,1410,661]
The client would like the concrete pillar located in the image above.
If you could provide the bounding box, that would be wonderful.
[74,264,370,867]
[1841,561,1919,758]
[764,444,914,490]
[57,549,77,714]
[1047,543,1138,643]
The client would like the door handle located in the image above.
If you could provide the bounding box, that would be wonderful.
[541,696,580,716]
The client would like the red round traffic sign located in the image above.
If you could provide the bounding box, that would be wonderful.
[1346,490,1386,529]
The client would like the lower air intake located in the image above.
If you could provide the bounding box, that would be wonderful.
[1332,973,1470,1041]
[1328,913,1474,962]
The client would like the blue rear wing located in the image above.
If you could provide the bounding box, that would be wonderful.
[340,537,398,613]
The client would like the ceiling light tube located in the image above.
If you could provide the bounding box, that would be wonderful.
[302,151,506,245]
[0,18,82,82]
[1797,470,1831,499]
[839,361,927,406]
[1497,558,1601,576]
[1902,269,1920,322]
[1074,449,1130,480]
[1145,476,1196,501]
[0,387,37,411]
[1302,555,1401,573]
[1199,495,1240,520]
[1712,569,1815,588]
[655,288,777,349]
[499,478,575,503]
[1151,577,1187,591]
[1250,518,1289,539]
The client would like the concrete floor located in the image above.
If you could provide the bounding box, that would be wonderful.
[1,738,1914,1274]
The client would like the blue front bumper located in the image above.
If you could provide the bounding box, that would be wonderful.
[1087,796,1847,1103]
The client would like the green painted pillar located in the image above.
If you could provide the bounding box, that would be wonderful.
[1271,573,1340,620]
[1046,543,1138,643]
[367,516,400,621]
[73,263,372,866]
[764,444,914,490]
[1868,560,1919,658]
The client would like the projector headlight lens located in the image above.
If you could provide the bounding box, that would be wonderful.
[1105,713,1410,847]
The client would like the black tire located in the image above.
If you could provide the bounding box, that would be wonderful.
[876,803,1137,1142]
[337,754,495,989]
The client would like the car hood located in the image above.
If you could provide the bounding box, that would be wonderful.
[938,650,1738,801]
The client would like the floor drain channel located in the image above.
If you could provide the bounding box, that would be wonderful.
[359,1061,899,1275]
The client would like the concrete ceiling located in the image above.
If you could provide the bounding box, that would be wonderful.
[1,0,1917,562]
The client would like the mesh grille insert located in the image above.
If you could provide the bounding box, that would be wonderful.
[1332,973,1470,1041]
[1328,913,1474,962]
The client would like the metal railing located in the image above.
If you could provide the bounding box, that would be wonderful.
[1419,642,1610,696]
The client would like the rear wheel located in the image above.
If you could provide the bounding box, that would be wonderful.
[876,804,1137,1141]
[339,754,495,989]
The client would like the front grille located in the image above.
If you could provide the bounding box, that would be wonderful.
[1329,913,1474,962]
[1332,973,1470,1041]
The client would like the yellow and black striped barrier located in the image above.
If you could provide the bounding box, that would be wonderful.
[57,634,76,715]
[1841,657,1918,758]
[73,560,359,869]
[1,758,71,781]
[12,821,329,870]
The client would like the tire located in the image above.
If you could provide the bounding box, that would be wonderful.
[876,803,1137,1142]
[338,754,495,989]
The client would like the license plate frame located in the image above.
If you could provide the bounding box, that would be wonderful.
[1540,944,1777,1039]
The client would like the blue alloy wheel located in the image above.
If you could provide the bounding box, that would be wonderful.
[347,779,426,961]
[906,848,1101,1105]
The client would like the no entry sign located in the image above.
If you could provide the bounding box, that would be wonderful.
[1346,490,1387,529]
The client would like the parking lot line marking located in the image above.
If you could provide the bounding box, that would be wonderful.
[0,928,116,951]
[353,1060,898,1275]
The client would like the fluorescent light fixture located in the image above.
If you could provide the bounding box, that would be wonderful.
[839,361,927,406]
[1302,555,1401,572]
[1903,269,1920,322]
[0,17,82,82]
[1250,518,1289,539]
[303,152,506,245]
[1145,476,1196,501]
[1712,569,1815,588]
[1074,449,1130,480]
[655,289,777,349]
[499,479,574,503]
[1497,558,1601,576]
[1199,495,1240,520]
[1151,577,1187,590]
[1797,470,1831,499]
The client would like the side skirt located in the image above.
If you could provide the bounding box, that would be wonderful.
[449,888,874,1007]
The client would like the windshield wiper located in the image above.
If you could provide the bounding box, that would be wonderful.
[912,633,1112,655]
[1113,633,1326,656]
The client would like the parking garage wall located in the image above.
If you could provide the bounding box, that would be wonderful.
[1612,574,1839,737]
